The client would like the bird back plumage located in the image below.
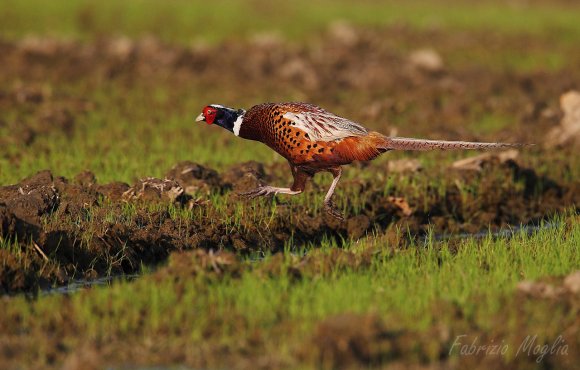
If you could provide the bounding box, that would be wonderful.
[235,102,525,168]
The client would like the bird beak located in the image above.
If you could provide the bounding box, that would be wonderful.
[195,113,205,122]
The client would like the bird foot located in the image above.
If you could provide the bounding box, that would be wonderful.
[238,186,280,199]
[324,200,344,222]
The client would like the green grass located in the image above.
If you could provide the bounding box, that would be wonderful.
[0,83,271,185]
[469,112,515,136]
[2,214,578,367]
[1,2,578,367]
[1,78,576,186]
[1,2,579,186]
[1,0,580,44]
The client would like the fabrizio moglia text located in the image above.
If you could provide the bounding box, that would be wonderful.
[449,334,568,363]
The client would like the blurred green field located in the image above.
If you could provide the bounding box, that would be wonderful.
[2,214,577,368]
[0,1,579,369]
[2,0,580,43]
[0,1,579,186]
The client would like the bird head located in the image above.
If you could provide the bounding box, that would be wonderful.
[195,104,245,134]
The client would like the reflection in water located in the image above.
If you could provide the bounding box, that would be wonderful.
[42,274,139,295]
[42,222,559,295]
[427,222,559,242]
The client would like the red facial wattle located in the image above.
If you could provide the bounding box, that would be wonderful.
[203,107,217,125]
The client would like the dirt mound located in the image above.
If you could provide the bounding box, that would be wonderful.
[517,270,580,299]
[0,156,577,294]
[546,91,580,148]
[306,314,401,367]
[0,172,59,239]
[165,161,222,194]
[122,177,188,203]
[1,31,578,272]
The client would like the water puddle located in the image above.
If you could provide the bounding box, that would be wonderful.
[427,221,560,243]
[41,274,139,296]
[39,222,560,295]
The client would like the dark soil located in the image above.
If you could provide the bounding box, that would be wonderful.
[0,156,577,294]
[0,24,579,370]
[9,247,573,370]
[1,26,579,293]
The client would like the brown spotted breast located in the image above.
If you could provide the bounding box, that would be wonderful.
[239,103,382,168]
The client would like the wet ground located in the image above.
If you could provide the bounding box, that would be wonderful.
[1,155,577,294]
[2,28,579,293]
[0,22,579,369]
[1,27,579,293]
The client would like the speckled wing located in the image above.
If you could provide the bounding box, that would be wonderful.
[279,103,368,142]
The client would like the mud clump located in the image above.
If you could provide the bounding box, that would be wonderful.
[546,91,580,148]
[165,161,221,195]
[254,248,379,283]
[0,155,577,294]
[93,182,130,201]
[0,170,192,293]
[386,158,422,173]
[346,215,371,239]
[122,177,188,204]
[73,171,97,187]
[517,270,580,299]
[451,149,520,171]
[0,171,59,237]
[154,245,380,287]
[408,48,445,74]
[0,163,269,293]
[153,249,242,284]
[305,314,401,368]
[564,271,580,294]
[221,161,267,194]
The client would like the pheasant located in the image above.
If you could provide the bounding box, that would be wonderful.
[195,102,522,220]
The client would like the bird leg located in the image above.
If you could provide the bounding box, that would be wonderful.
[323,167,344,221]
[239,165,311,200]
[240,186,301,199]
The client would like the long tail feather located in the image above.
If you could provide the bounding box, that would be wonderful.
[380,136,527,151]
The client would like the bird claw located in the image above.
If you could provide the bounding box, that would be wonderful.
[324,201,344,222]
[239,186,277,199]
